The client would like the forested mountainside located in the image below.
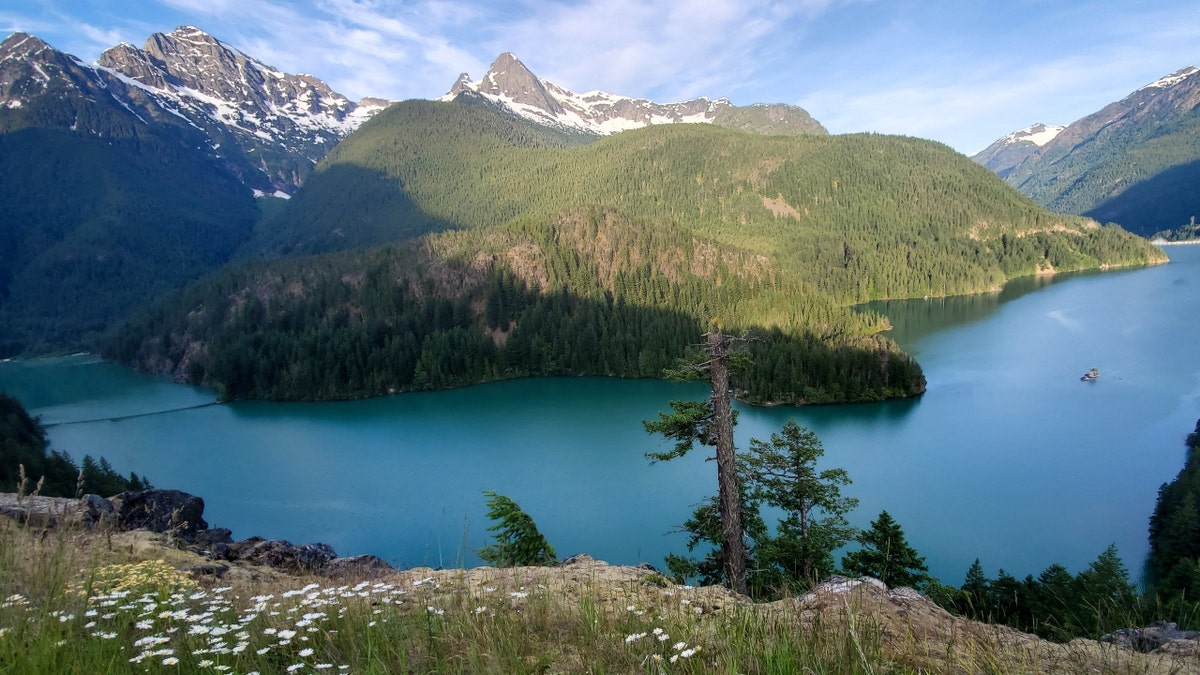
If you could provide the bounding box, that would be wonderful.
[109,100,1163,404]
[0,77,258,355]
[974,66,1200,237]
[0,27,380,356]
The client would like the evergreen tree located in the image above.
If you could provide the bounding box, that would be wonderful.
[1073,544,1137,636]
[1147,419,1200,600]
[477,491,556,567]
[959,558,990,617]
[741,419,858,589]
[644,330,749,595]
[841,510,928,588]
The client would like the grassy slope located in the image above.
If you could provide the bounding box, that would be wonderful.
[0,517,1191,674]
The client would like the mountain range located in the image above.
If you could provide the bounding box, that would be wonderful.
[0,25,1168,406]
[973,66,1200,236]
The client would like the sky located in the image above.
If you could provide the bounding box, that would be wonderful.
[3,0,1198,155]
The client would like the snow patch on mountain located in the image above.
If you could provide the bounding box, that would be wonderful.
[441,52,731,136]
[1140,66,1199,91]
[1004,123,1066,147]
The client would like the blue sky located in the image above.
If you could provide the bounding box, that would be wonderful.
[3,0,1198,154]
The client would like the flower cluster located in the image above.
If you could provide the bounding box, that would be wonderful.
[0,567,471,672]
[623,602,703,669]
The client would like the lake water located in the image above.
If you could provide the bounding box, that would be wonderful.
[3,245,1199,587]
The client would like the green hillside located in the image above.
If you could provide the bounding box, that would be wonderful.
[998,71,1200,237]
[113,100,1163,404]
[1016,113,1200,236]
[252,101,1161,295]
[0,93,258,355]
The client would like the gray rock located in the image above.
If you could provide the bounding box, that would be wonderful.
[226,537,338,573]
[110,489,208,541]
[1102,621,1200,655]
[323,554,394,579]
[0,493,114,529]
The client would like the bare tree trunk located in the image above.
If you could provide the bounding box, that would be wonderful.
[707,330,747,595]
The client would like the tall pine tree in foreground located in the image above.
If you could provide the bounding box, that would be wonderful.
[841,510,928,588]
[645,330,749,595]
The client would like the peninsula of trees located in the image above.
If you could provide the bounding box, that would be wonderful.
[107,101,1164,404]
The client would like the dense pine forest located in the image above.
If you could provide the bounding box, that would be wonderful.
[1147,419,1200,600]
[107,99,1163,404]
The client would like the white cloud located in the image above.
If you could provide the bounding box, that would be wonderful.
[477,0,843,102]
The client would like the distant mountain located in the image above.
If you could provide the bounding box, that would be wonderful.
[971,123,1065,178]
[974,66,1200,236]
[441,52,826,137]
[96,26,389,194]
[0,31,261,354]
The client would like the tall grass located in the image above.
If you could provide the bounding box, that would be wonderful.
[0,513,1193,674]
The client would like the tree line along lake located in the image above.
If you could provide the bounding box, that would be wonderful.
[2,244,1198,586]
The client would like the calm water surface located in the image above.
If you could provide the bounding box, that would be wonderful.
[3,245,1199,585]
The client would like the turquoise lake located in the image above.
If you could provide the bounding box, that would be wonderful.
[3,244,1199,586]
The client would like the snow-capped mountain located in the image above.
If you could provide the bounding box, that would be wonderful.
[970,123,1065,178]
[441,52,825,137]
[974,65,1200,235]
[0,27,390,192]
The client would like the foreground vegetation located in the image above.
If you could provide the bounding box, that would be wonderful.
[2,514,1193,674]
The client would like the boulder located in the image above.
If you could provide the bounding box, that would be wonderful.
[110,489,208,541]
[323,554,395,579]
[0,493,115,529]
[1103,622,1200,656]
[225,536,338,573]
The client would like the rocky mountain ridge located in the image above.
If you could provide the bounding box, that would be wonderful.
[441,51,826,137]
[0,26,388,193]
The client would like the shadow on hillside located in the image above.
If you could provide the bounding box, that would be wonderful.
[242,163,461,259]
[1085,158,1200,236]
[0,127,258,356]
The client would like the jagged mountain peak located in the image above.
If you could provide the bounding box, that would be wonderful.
[476,52,563,116]
[0,31,105,107]
[1,27,391,193]
[1,32,53,59]
[443,52,825,137]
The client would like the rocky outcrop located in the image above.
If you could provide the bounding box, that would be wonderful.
[0,489,394,579]
[1104,622,1200,658]
[110,489,208,540]
[223,537,337,573]
[0,492,114,528]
